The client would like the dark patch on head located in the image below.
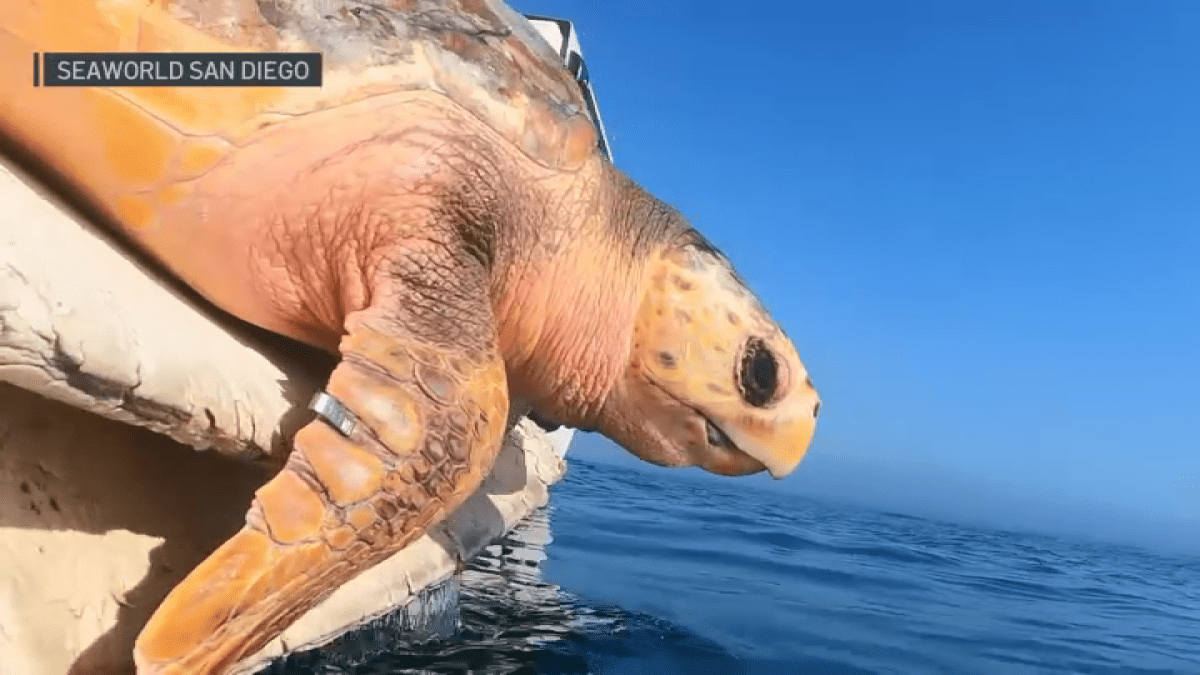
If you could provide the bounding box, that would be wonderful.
[674,228,728,264]
[658,352,677,369]
[738,338,780,408]
[672,228,773,317]
[19,481,30,494]
[49,497,60,512]
[813,401,822,418]
[805,376,815,390]
[680,248,706,271]
[673,309,692,324]
[727,311,742,326]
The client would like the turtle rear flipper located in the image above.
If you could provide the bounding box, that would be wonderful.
[133,288,509,675]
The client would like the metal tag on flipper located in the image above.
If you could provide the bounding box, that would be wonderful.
[309,391,357,437]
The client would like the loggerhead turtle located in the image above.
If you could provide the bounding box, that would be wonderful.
[0,1,822,673]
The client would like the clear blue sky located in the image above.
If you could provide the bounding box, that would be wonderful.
[514,0,1199,547]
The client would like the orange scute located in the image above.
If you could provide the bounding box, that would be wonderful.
[328,357,426,457]
[113,194,160,233]
[344,503,378,532]
[256,469,325,544]
[175,137,233,180]
[90,90,178,188]
[297,424,386,506]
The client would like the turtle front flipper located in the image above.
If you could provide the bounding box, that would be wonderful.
[132,309,509,675]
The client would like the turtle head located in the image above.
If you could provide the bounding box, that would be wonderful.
[594,232,821,479]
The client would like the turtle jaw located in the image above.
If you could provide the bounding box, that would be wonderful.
[715,413,816,480]
[624,378,773,478]
[675,399,764,476]
[642,376,817,480]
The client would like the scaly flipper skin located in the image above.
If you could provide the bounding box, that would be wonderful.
[134,298,509,674]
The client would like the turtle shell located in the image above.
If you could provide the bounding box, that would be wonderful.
[0,0,600,235]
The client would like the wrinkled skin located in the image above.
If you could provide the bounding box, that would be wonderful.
[0,1,821,673]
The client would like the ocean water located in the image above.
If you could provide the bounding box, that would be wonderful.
[271,459,1200,675]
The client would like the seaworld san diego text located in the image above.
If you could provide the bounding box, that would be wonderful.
[37,52,323,87]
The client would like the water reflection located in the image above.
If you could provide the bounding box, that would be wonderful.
[267,496,743,675]
[265,507,587,674]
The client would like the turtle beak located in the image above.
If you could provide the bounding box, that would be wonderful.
[721,412,818,479]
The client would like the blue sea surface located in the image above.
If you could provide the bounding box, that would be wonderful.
[273,459,1200,674]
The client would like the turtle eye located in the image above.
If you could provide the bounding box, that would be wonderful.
[738,338,779,407]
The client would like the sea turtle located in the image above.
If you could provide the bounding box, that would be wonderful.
[0,1,821,673]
